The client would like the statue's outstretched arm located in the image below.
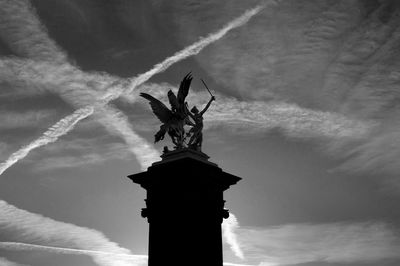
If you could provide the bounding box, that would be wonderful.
[200,96,215,116]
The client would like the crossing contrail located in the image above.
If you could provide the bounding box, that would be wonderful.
[0,4,265,175]
[0,106,94,175]
[95,105,160,169]
[0,0,160,170]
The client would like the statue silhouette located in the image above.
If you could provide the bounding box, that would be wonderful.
[131,73,240,265]
[140,73,192,149]
[140,72,215,152]
[187,95,216,151]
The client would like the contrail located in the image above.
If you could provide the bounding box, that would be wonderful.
[0,0,66,62]
[0,106,94,175]
[95,106,160,170]
[116,4,266,100]
[0,58,160,169]
[0,200,139,266]
[0,0,159,169]
[0,4,265,175]
[0,242,259,266]
[0,242,147,262]
[0,0,159,170]
[222,213,245,260]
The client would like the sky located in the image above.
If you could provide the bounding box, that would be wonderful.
[1,0,400,266]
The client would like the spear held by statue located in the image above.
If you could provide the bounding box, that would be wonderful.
[200,79,216,101]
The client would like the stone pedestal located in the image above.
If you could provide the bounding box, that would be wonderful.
[128,148,241,266]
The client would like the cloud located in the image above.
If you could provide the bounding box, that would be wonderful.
[0,257,29,266]
[0,0,157,172]
[0,141,10,155]
[2,0,400,187]
[0,0,66,62]
[0,2,265,175]
[0,57,159,170]
[149,1,400,186]
[234,221,400,266]
[26,124,156,172]
[0,242,263,266]
[135,81,400,192]
[135,83,374,141]
[118,3,266,98]
[0,200,142,266]
[0,106,94,175]
[0,109,55,130]
[206,97,374,140]
[0,242,147,265]
[223,213,399,265]
[223,263,258,266]
[0,57,118,104]
[94,106,160,169]
[32,142,130,171]
[222,213,245,260]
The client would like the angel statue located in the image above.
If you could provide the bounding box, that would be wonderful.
[140,73,215,152]
[140,73,192,150]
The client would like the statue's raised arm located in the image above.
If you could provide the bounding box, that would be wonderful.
[186,79,216,151]
[200,95,216,116]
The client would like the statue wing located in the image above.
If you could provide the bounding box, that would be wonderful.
[167,90,179,110]
[140,93,173,123]
[177,72,192,105]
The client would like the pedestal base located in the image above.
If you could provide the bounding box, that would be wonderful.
[128,150,241,266]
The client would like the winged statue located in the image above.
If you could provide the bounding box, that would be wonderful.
[140,73,192,149]
[140,72,215,152]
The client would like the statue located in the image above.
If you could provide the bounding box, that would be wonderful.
[140,73,215,152]
[187,95,215,151]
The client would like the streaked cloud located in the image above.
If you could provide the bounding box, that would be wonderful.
[149,0,400,187]
[93,106,160,170]
[0,106,94,176]
[0,242,263,266]
[1,3,400,266]
[0,242,147,265]
[0,0,264,175]
[0,0,66,62]
[32,142,130,172]
[0,257,28,266]
[2,1,400,183]
[136,83,374,141]
[0,57,159,170]
[0,0,157,171]
[222,213,245,260]
[0,200,141,266]
[0,109,55,130]
[223,263,258,266]
[234,221,400,266]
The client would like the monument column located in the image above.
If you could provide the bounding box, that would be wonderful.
[128,148,241,266]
